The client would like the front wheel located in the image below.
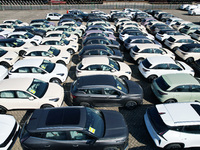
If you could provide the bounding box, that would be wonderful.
[0,62,10,68]
[0,106,7,114]
[125,101,137,109]
[50,78,62,84]
[165,143,183,149]
[119,76,128,80]
[164,99,177,103]
[19,50,26,56]
[41,104,54,109]
[67,48,75,55]
[185,57,194,64]
[136,58,144,64]
[148,75,157,82]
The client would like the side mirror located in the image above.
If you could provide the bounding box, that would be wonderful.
[29,97,34,100]
[110,69,116,72]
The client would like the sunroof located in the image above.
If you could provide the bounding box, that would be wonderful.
[46,108,80,126]
[191,104,200,116]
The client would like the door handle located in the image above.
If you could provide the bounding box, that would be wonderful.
[73,144,79,147]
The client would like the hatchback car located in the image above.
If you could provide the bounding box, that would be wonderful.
[46,12,62,21]
[155,29,183,42]
[20,106,129,150]
[71,75,143,109]
[144,102,200,149]
[0,114,20,149]
[190,30,200,41]
[54,26,82,38]
[9,59,68,84]
[179,24,200,35]
[76,56,132,80]
[0,78,64,113]
[151,73,200,103]
[138,56,194,82]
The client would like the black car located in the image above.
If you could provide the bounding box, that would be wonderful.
[57,18,82,26]
[20,106,129,150]
[14,26,46,37]
[78,44,123,61]
[157,13,174,22]
[82,36,120,49]
[134,12,150,22]
[111,13,128,22]
[30,19,51,25]
[148,24,171,35]
[70,75,143,109]
[60,14,83,22]
[68,9,88,21]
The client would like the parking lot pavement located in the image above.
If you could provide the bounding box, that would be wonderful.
[1,8,200,150]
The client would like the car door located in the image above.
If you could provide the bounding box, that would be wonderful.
[30,67,50,82]
[190,85,200,102]
[84,65,104,76]
[87,88,106,106]
[103,87,122,106]
[171,85,191,102]
[151,63,169,77]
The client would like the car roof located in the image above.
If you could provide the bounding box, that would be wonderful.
[81,56,109,66]
[26,45,51,51]
[12,59,43,69]
[82,44,108,51]
[0,38,16,43]
[26,106,87,133]
[42,37,62,42]
[7,31,27,36]
[0,78,33,91]
[128,36,149,40]
[76,75,116,88]
[168,35,192,40]
[136,44,161,49]
[147,56,174,64]
[180,43,200,49]
[156,102,200,126]
[162,73,199,87]
[84,36,108,41]
[46,31,63,36]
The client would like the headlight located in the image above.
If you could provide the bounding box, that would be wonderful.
[125,72,131,74]
[62,57,68,59]
[5,58,12,60]
[72,45,76,48]
[57,73,64,76]
[34,39,39,41]
[49,98,59,102]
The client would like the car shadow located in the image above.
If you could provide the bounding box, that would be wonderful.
[68,66,77,81]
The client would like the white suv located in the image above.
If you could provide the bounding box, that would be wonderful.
[144,102,200,149]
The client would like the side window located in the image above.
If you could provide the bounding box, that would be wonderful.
[101,65,112,71]
[85,50,98,55]
[88,88,103,94]
[190,85,200,92]
[104,88,120,95]
[169,64,181,70]
[86,65,102,71]
[17,67,31,73]
[27,51,40,56]
[0,91,16,98]
[152,64,168,69]
[99,50,108,55]
[16,91,32,98]
[173,85,190,92]
[41,51,51,56]
[69,131,88,140]
[88,40,98,45]
[45,131,68,140]
[184,125,200,134]
[31,67,45,73]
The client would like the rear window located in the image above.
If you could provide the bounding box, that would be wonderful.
[167,37,175,42]
[147,106,169,136]
[132,46,140,52]
[142,59,152,68]
[155,76,170,91]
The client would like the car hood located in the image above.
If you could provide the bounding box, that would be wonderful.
[52,64,68,76]
[101,110,128,139]
[118,62,132,73]
[43,82,64,99]
[125,80,143,95]
[0,115,16,145]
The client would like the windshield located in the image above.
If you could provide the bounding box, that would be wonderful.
[85,107,104,138]
[0,49,7,56]
[39,60,55,73]
[48,46,60,56]
[11,39,25,47]
[156,76,170,91]
[114,76,128,93]
[27,79,48,98]
[109,58,119,70]
[25,32,34,39]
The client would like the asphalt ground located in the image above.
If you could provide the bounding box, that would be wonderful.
[0,8,200,150]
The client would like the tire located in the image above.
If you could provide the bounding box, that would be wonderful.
[185,57,194,64]
[172,47,178,52]
[164,99,177,103]
[80,102,90,107]
[0,62,10,68]
[50,78,62,84]
[119,76,128,80]
[165,143,182,149]
[41,104,54,109]
[136,58,144,64]
[19,50,26,56]
[56,60,66,66]
[0,106,7,114]
[67,48,75,54]
[147,75,157,82]
[125,101,137,109]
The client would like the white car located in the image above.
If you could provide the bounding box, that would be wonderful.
[164,35,197,51]
[3,19,29,26]
[165,17,183,26]
[7,31,42,45]
[9,59,68,84]
[45,31,78,43]
[179,4,192,10]
[0,48,19,68]
[76,56,132,80]
[61,21,86,33]
[138,56,194,82]
[87,21,116,32]
[46,12,63,21]
[0,23,15,32]
[188,8,200,15]
[0,114,20,149]
[0,66,8,81]
[40,37,79,54]
[130,44,175,64]
[118,24,146,33]
[172,20,193,31]
[23,45,71,65]
[185,4,200,11]
[144,102,200,149]
[118,21,146,32]
[54,26,82,38]
[190,30,200,41]
[0,78,64,113]
[114,18,131,27]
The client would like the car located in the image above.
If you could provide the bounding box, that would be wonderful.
[61,21,86,33]
[179,24,200,35]
[87,21,115,31]
[165,17,183,26]
[151,73,200,103]
[71,75,143,109]
[0,48,19,68]
[6,31,42,45]
[185,4,200,11]
[86,25,114,35]
[30,22,54,32]
[78,44,123,61]
[114,17,131,28]
[123,36,161,50]
[118,25,145,34]
[0,38,35,56]
[40,37,79,54]
[82,30,116,41]
[60,13,83,22]
[134,12,151,22]
[0,78,64,113]
[54,26,82,38]
[118,21,146,32]
[46,12,63,21]
[129,44,175,64]
[82,36,120,49]
[164,35,197,51]
[45,31,78,42]
[138,56,194,82]
[58,18,80,26]
[9,59,68,84]
[188,8,200,15]
[144,102,200,149]
[111,12,128,22]
[145,21,166,32]
[14,26,46,37]
[141,17,157,26]
[157,12,174,22]
[30,19,55,26]
[172,20,194,31]
[23,45,71,65]
[68,9,88,21]
[20,106,129,150]
[0,114,20,149]
[147,23,172,35]
[76,56,132,80]
[174,44,200,63]
[3,19,29,26]
[190,30,200,41]
[0,23,15,32]
[179,4,192,10]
